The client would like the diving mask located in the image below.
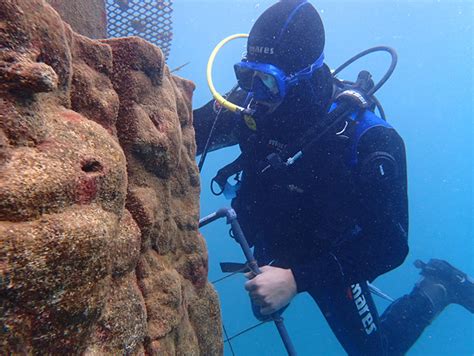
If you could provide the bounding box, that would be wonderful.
[234,52,325,103]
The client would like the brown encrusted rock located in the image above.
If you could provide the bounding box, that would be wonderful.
[101,35,222,355]
[0,2,128,353]
[69,32,120,135]
[84,273,147,355]
[1,0,222,355]
[46,0,107,39]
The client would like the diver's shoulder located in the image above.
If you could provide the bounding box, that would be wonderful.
[357,121,406,159]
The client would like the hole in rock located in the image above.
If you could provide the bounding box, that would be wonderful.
[81,160,103,173]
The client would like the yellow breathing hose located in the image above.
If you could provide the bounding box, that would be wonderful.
[206,33,249,113]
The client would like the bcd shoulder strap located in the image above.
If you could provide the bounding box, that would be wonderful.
[346,108,392,167]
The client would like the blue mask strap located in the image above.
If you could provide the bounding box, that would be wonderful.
[301,52,325,75]
[288,52,325,86]
[312,51,325,70]
[276,1,309,43]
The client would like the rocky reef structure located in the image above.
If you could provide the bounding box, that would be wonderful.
[46,0,107,39]
[0,0,222,354]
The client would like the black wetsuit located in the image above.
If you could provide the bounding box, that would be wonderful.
[194,89,437,355]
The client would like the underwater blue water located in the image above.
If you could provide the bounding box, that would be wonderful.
[168,1,473,355]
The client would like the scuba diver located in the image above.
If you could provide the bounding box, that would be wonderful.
[193,0,474,354]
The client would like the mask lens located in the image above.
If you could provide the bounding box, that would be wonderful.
[235,65,280,95]
[256,72,279,95]
[234,65,254,91]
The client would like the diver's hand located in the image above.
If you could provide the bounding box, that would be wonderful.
[244,266,297,315]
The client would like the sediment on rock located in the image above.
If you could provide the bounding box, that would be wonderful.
[0,0,223,354]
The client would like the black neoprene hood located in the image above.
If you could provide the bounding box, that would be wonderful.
[247,0,325,74]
